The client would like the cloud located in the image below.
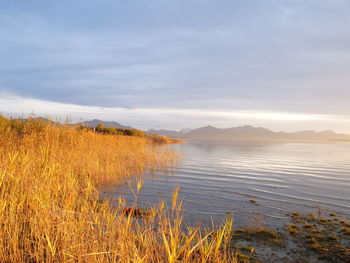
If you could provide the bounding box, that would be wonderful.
[0,0,350,128]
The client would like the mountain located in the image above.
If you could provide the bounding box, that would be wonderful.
[80,119,134,129]
[186,125,276,139]
[147,129,187,138]
[15,117,62,126]
[180,128,193,134]
[287,130,350,140]
[148,125,350,141]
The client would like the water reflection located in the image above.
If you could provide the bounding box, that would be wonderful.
[101,140,350,228]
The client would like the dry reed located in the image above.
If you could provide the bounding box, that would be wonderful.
[0,117,237,263]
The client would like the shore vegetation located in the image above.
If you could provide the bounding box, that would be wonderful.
[0,116,236,263]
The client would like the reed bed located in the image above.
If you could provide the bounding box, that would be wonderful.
[0,117,237,263]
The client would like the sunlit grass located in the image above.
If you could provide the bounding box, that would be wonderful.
[0,116,237,263]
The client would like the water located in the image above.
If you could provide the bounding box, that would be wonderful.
[101,140,350,229]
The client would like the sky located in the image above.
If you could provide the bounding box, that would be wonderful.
[1,0,350,132]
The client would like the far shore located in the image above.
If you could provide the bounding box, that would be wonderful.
[169,137,350,143]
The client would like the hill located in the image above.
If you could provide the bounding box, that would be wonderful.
[147,129,188,138]
[148,125,350,141]
[80,119,134,129]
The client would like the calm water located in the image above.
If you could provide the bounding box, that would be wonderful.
[101,140,350,228]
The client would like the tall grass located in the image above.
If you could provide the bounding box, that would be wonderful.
[0,116,237,262]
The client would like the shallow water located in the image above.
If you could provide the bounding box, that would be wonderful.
[101,140,350,229]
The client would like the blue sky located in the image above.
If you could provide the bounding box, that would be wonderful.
[1,0,350,132]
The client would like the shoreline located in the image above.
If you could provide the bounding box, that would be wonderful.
[170,137,350,143]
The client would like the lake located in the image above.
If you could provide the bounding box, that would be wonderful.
[101,140,350,229]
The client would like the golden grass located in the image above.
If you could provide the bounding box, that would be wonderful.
[0,117,237,263]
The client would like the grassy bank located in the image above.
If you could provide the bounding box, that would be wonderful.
[0,116,236,263]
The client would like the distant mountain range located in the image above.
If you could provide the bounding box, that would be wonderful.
[26,117,350,141]
[148,125,350,141]
[147,129,186,138]
[80,119,134,129]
